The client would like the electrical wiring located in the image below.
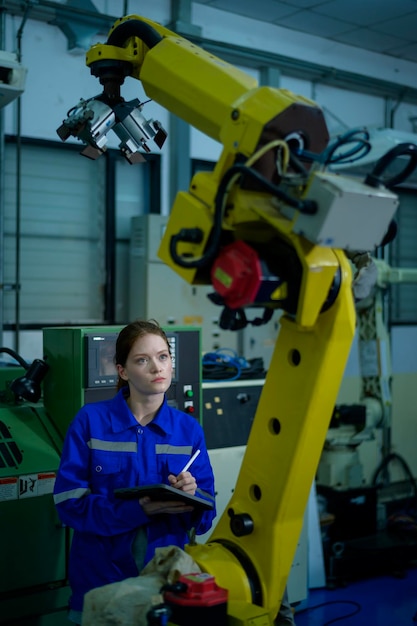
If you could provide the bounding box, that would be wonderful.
[296,128,371,167]
[372,452,417,535]
[170,128,415,271]
[296,599,361,625]
[364,141,417,188]
[217,302,274,331]
[0,347,29,369]
[202,348,265,382]
[202,349,243,382]
[245,138,290,173]
[169,139,317,270]
[323,128,371,166]
[372,452,417,503]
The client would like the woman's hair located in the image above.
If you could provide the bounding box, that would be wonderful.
[115,319,170,390]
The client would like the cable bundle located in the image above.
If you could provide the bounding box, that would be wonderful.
[202,349,265,382]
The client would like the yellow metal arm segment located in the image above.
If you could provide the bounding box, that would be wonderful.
[186,249,355,622]
[86,14,258,142]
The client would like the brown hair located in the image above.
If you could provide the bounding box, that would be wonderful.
[115,319,170,390]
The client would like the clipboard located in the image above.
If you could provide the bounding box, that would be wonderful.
[114,483,214,512]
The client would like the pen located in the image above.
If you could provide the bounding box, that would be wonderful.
[180,449,201,474]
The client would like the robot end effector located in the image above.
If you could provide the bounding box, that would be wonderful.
[57,95,167,163]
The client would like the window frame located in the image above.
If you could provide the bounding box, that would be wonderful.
[2,135,161,330]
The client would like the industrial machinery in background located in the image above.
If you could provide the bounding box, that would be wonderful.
[315,127,417,582]
[0,326,201,625]
[54,12,417,626]
[316,259,417,583]
[318,259,417,491]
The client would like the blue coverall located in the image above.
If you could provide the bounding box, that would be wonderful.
[53,389,216,613]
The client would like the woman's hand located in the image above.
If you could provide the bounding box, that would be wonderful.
[139,496,194,515]
[168,471,197,495]
[138,471,197,515]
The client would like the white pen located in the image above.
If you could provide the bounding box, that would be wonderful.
[179,449,201,474]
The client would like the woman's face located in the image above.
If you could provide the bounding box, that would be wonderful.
[117,332,172,399]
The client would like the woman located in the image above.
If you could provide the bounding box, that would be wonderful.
[53,319,216,624]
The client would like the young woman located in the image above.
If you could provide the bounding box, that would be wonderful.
[53,319,216,624]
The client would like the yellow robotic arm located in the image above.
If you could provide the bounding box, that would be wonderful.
[57,14,407,625]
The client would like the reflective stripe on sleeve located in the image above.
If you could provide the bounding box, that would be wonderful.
[87,438,137,452]
[155,444,193,455]
[53,487,91,504]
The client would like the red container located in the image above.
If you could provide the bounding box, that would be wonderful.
[163,572,228,626]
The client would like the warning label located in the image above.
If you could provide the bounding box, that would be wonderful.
[0,473,56,501]
[0,477,18,501]
[37,473,56,496]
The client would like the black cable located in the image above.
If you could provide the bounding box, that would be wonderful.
[159,581,187,593]
[296,600,361,625]
[202,352,266,382]
[364,142,417,189]
[322,600,362,625]
[372,452,417,518]
[372,452,417,494]
[218,305,274,332]
[169,162,317,270]
[297,128,371,166]
[106,19,163,49]
[0,347,29,369]
[324,128,371,165]
[288,151,310,176]
[202,359,240,382]
[219,164,318,213]
[378,219,398,248]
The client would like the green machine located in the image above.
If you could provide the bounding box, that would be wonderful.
[0,360,69,626]
[0,326,202,625]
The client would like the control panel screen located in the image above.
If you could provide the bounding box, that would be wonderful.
[85,333,119,388]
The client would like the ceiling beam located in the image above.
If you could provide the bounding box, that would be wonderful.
[3,0,417,104]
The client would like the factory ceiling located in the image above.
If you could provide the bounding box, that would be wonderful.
[193,0,417,64]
